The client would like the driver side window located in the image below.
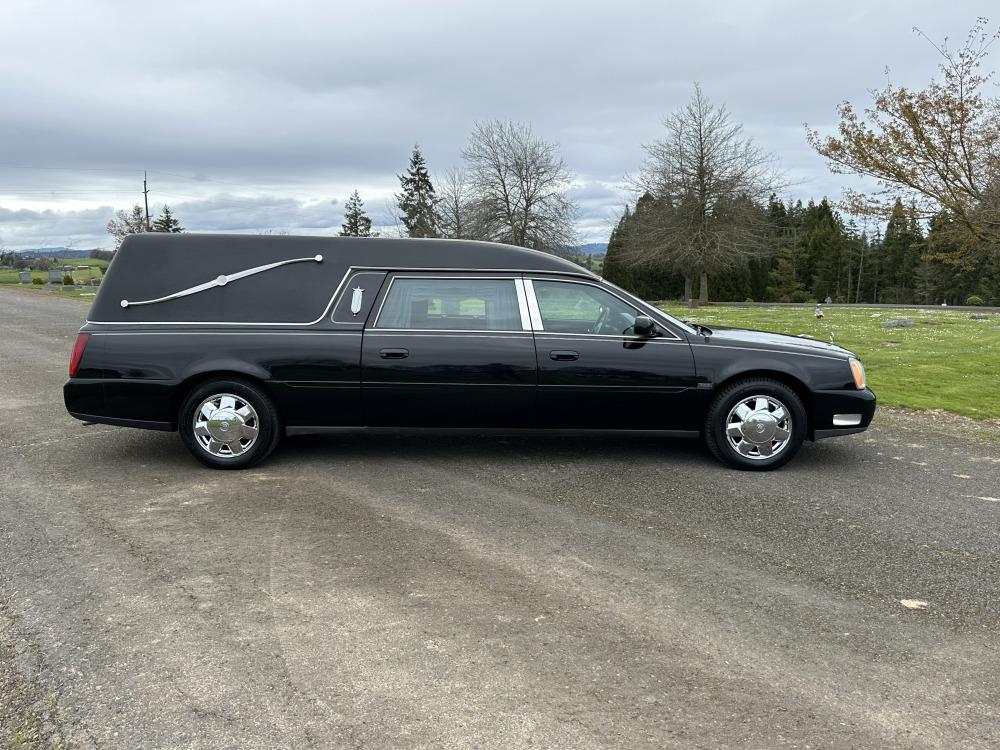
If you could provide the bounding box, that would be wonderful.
[532,280,637,335]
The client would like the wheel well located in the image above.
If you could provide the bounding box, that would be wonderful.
[714,370,812,432]
[170,371,275,428]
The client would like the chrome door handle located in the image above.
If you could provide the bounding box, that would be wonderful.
[549,350,579,361]
[379,348,409,359]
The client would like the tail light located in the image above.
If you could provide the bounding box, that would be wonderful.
[69,333,90,377]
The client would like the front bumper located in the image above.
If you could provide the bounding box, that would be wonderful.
[809,387,876,440]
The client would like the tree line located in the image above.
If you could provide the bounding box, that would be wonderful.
[604,192,1000,305]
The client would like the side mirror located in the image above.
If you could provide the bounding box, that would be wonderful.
[632,315,658,337]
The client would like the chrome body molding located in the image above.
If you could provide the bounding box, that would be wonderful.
[523,279,545,330]
[513,278,531,330]
[89,266,617,328]
[120,255,323,309]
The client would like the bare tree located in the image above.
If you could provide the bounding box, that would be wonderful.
[461,120,577,251]
[106,204,148,250]
[627,84,784,304]
[438,167,484,240]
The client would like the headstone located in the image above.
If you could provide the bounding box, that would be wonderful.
[18,271,31,284]
[970,314,989,320]
[48,269,63,284]
[89,277,101,287]
[880,319,913,329]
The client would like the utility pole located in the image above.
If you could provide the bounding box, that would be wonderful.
[143,171,151,230]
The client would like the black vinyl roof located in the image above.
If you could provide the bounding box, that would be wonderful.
[89,233,594,324]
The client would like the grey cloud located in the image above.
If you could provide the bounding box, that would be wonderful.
[0,205,116,250]
[0,0,989,249]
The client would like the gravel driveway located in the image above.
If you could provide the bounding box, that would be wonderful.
[1,287,998,749]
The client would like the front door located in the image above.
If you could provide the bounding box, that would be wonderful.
[526,277,699,430]
[361,274,537,427]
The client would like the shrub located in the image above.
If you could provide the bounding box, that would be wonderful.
[62,274,74,286]
[744,297,754,303]
[790,290,811,303]
[31,277,44,285]
[966,295,984,306]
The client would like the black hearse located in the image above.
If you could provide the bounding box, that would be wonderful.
[64,234,875,470]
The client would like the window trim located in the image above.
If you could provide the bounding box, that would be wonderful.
[371,274,531,333]
[523,277,683,341]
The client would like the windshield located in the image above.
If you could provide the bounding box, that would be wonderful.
[598,278,699,336]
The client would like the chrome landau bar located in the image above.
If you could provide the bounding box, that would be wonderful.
[120,255,324,308]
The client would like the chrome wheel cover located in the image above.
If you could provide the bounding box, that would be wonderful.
[724,394,792,460]
[192,393,260,458]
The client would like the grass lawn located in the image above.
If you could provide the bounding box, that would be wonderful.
[660,304,1000,420]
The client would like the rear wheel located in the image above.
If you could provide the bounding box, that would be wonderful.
[179,379,281,469]
[704,378,805,470]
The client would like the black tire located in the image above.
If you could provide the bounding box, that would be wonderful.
[703,378,806,471]
[178,378,281,469]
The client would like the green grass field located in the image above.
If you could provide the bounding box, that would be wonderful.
[661,304,1000,420]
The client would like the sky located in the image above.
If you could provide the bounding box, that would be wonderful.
[0,0,992,250]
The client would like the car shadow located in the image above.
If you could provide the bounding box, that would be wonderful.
[85,424,864,473]
[278,430,710,467]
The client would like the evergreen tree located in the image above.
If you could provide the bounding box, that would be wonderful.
[339,191,376,237]
[979,252,1000,305]
[802,199,847,301]
[601,204,631,287]
[767,244,803,302]
[879,199,922,302]
[152,204,184,233]
[396,145,440,238]
[605,195,686,299]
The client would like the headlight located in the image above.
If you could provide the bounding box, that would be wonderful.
[849,357,866,389]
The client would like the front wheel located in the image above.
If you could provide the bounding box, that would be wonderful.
[704,378,806,470]
[179,379,281,469]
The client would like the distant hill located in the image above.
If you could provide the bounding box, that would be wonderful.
[15,247,96,259]
[576,242,607,255]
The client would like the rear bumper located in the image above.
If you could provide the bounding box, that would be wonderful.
[810,387,876,440]
[64,378,177,430]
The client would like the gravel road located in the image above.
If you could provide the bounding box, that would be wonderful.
[1,287,998,749]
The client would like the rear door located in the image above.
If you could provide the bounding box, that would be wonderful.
[361,274,537,427]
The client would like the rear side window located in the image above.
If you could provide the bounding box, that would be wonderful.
[375,278,523,331]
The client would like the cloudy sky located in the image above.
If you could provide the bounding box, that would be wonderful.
[0,0,990,249]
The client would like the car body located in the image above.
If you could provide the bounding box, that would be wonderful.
[64,233,876,469]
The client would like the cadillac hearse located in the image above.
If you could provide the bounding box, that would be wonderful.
[64,234,875,470]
